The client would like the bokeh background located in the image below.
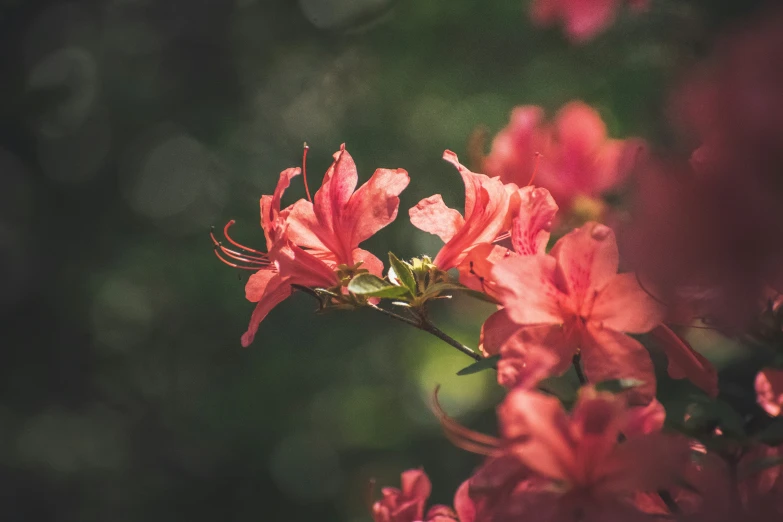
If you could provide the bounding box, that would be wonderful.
[0,1,771,520]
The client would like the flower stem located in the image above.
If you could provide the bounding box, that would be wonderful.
[368,304,482,361]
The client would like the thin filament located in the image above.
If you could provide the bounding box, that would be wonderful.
[527,151,541,186]
[210,223,271,270]
[302,142,312,202]
[432,386,500,457]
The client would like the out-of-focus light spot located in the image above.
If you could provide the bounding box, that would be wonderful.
[24,3,96,68]
[16,408,128,474]
[413,338,495,421]
[102,0,170,56]
[270,432,342,502]
[0,148,34,225]
[91,277,153,353]
[309,386,410,449]
[246,49,373,145]
[27,46,98,138]
[299,0,394,30]
[120,125,228,234]
[37,107,111,183]
[405,94,508,150]
[0,225,31,311]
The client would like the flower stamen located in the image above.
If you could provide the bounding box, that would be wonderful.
[302,142,313,202]
[210,223,271,270]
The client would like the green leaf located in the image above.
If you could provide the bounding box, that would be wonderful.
[738,454,783,480]
[594,378,645,394]
[755,418,783,446]
[388,252,417,294]
[456,355,500,376]
[347,273,410,298]
[422,282,499,304]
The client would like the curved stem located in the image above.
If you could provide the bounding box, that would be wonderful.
[368,304,482,361]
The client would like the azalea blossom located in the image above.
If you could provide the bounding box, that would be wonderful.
[530,0,650,43]
[483,101,640,214]
[460,387,686,522]
[372,469,469,522]
[486,222,664,401]
[457,184,559,299]
[410,150,516,271]
[214,145,409,347]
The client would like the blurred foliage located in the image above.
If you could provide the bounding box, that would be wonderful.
[0,0,775,520]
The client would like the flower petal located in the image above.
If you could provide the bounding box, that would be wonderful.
[499,388,576,481]
[496,326,568,389]
[510,186,558,256]
[352,248,384,277]
[261,167,300,247]
[275,243,338,288]
[241,274,293,347]
[650,325,718,398]
[409,194,465,243]
[625,399,666,436]
[591,273,665,333]
[284,199,336,253]
[599,433,690,495]
[550,221,619,302]
[492,254,564,326]
[313,144,358,236]
[345,167,409,247]
[457,243,510,298]
[432,151,513,270]
[582,325,657,404]
[479,308,521,356]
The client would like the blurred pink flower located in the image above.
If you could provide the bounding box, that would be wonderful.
[483,102,640,212]
[463,387,686,522]
[756,368,783,417]
[531,0,650,42]
[372,469,467,522]
[624,7,783,331]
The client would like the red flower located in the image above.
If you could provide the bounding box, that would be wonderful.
[483,102,639,214]
[464,387,687,522]
[372,469,466,522]
[486,222,664,401]
[531,0,650,43]
[214,145,409,347]
[410,151,516,271]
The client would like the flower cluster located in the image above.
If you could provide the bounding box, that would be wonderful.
[212,5,783,522]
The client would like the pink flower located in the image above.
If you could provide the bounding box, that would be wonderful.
[483,102,640,212]
[756,368,783,417]
[458,184,559,298]
[464,387,687,522]
[372,469,466,522]
[624,7,783,331]
[486,222,664,401]
[410,151,517,271]
[214,145,409,347]
[531,0,650,43]
[287,144,410,276]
